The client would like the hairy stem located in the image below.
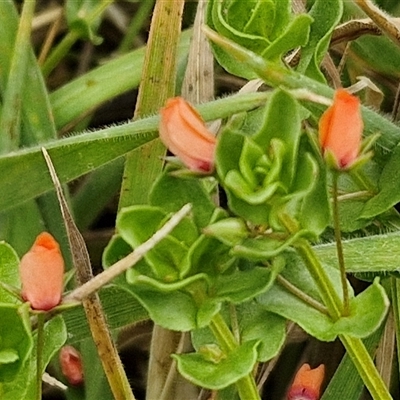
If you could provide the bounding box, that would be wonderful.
[332,173,350,315]
[209,313,261,400]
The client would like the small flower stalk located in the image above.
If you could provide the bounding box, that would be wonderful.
[319,89,363,169]
[159,97,216,173]
[287,363,325,400]
[59,345,84,386]
[20,232,64,311]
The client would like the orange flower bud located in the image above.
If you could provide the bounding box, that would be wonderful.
[59,345,84,386]
[20,232,64,311]
[287,363,325,400]
[319,89,363,169]
[159,97,216,173]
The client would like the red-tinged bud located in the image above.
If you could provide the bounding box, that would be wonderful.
[159,97,216,173]
[59,345,84,386]
[287,363,325,400]
[20,232,64,311]
[319,89,363,169]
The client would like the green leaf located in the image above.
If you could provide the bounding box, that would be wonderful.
[117,205,198,280]
[262,14,313,61]
[0,92,271,214]
[253,90,302,187]
[315,231,400,274]
[237,301,286,362]
[80,337,113,400]
[224,170,279,205]
[0,242,21,303]
[217,91,310,226]
[299,158,330,235]
[2,315,67,400]
[124,273,219,331]
[214,266,279,304]
[149,168,216,228]
[0,121,157,214]
[192,301,286,364]
[65,0,103,43]
[232,231,308,261]
[350,35,400,80]
[333,279,389,337]
[216,129,271,224]
[203,218,249,247]
[173,340,259,390]
[0,0,68,257]
[0,304,32,382]
[206,0,312,79]
[50,29,190,130]
[258,255,389,341]
[296,0,343,81]
[0,350,18,364]
[207,0,270,79]
[362,143,400,218]
[186,229,233,277]
[63,285,148,343]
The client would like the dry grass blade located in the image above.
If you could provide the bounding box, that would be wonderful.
[41,147,136,400]
[354,0,400,47]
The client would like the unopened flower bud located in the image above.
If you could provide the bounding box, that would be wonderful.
[59,345,84,386]
[319,89,363,169]
[20,232,64,311]
[159,97,216,173]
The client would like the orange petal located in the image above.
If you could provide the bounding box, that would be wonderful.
[159,97,216,172]
[20,232,64,311]
[59,345,84,386]
[288,363,325,400]
[319,89,363,168]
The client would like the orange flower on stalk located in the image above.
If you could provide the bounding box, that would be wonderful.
[287,363,325,400]
[59,345,84,386]
[319,89,363,169]
[20,232,64,311]
[159,97,216,173]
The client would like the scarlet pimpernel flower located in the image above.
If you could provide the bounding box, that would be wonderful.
[319,89,363,169]
[20,232,64,311]
[59,345,84,386]
[159,97,216,173]
[287,363,325,400]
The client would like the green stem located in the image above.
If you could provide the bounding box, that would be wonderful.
[276,275,329,315]
[294,238,343,320]
[293,239,391,399]
[209,313,260,400]
[229,304,241,343]
[209,313,237,352]
[340,335,392,400]
[349,169,376,193]
[41,31,79,77]
[36,313,45,400]
[332,173,350,316]
[118,0,156,53]
[42,0,114,77]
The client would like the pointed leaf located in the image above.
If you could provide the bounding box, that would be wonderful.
[0,304,32,382]
[173,340,259,390]
[149,168,215,228]
[0,242,21,303]
[296,0,343,81]
[238,300,286,362]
